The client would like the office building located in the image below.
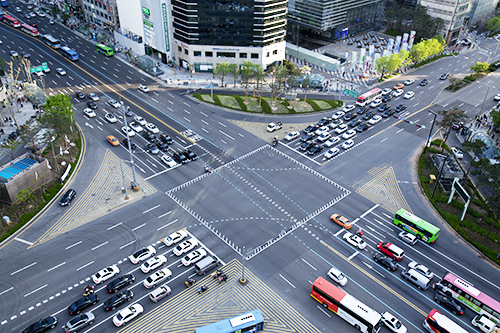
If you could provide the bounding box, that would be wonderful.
[468,0,497,27]
[82,0,120,30]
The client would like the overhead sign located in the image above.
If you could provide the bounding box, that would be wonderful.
[142,7,150,16]
[343,88,359,99]
[30,62,49,73]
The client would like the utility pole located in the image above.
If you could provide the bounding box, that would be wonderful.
[121,100,137,189]
[424,110,438,153]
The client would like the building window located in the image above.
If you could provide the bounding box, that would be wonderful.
[217,52,236,58]
[178,46,182,52]
[266,52,270,57]
[240,53,247,58]
[205,51,213,57]
[194,51,201,57]
[273,50,278,55]
[251,53,258,59]
[184,49,188,55]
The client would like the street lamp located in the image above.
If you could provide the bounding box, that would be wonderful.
[424,110,438,154]
[121,100,138,190]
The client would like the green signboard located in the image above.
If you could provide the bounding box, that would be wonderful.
[30,62,49,73]
[142,7,150,16]
[161,3,170,52]
[343,88,359,99]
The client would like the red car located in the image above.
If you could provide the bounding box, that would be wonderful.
[377,242,404,261]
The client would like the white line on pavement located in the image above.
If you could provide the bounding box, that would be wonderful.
[11,262,37,275]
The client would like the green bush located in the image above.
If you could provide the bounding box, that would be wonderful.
[307,100,321,111]
[261,99,271,113]
[325,100,340,108]
[233,95,247,111]
[212,94,222,106]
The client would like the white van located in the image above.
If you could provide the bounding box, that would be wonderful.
[148,284,171,303]
[401,268,431,290]
[327,267,348,286]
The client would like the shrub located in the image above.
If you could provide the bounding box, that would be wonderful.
[212,94,222,106]
[261,99,272,113]
[307,100,321,111]
[325,100,340,108]
[233,95,247,111]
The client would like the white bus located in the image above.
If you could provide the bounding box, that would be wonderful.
[42,34,61,49]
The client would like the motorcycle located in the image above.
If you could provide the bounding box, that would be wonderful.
[204,166,212,173]
[356,228,364,237]
[272,137,278,147]
[83,285,94,297]
[185,278,196,288]
[211,269,223,279]
[198,285,208,294]
[218,273,228,284]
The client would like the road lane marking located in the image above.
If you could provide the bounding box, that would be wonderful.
[14,238,33,245]
[158,211,172,219]
[348,252,359,260]
[279,274,296,288]
[119,240,136,249]
[132,223,146,231]
[157,219,178,231]
[334,229,344,237]
[11,262,37,275]
[143,205,160,214]
[24,284,48,297]
[107,222,122,230]
[66,241,82,250]
[219,130,235,140]
[0,287,13,296]
[47,262,66,272]
[301,258,317,271]
[92,242,108,251]
[218,121,227,127]
[76,261,94,271]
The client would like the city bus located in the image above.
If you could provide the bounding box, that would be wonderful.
[194,309,264,333]
[96,44,114,57]
[356,88,382,106]
[311,277,382,333]
[1,0,8,7]
[437,272,500,323]
[423,309,469,333]
[42,34,61,49]
[393,208,440,243]
[2,14,20,28]
[60,46,79,61]
[21,23,39,37]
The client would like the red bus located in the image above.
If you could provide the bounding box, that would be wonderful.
[2,14,20,28]
[311,277,382,333]
[423,309,469,333]
[21,23,39,36]
[438,272,500,323]
[356,88,382,106]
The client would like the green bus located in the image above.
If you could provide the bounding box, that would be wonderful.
[393,209,440,243]
[96,44,114,57]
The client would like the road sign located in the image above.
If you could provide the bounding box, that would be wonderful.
[30,62,49,73]
[343,88,359,99]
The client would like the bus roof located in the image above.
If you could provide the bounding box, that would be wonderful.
[97,43,112,49]
[313,276,347,301]
[443,273,500,310]
[396,209,441,233]
[358,88,382,99]
[194,310,264,333]
[428,309,469,333]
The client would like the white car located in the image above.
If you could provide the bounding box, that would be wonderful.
[15,7,22,12]
[342,104,355,112]
[370,99,382,108]
[173,239,198,256]
[342,129,356,140]
[105,113,117,123]
[129,122,143,133]
[398,231,418,245]
[451,147,463,159]
[113,304,144,327]
[138,84,149,93]
[162,230,188,246]
[368,115,382,125]
[37,11,46,17]
[108,99,121,108]
[332,111,345,120]
[392,89,404,97]
[381,311,407,333]
[128,246,156,264]
[91,265,120,284]
[381,88,392,95]
[324,136,341,147]
[408,262,434,279]
[315,126,329,136]
[404,79,415,85]
[403,91,415,99]
[161,155,177,168]
[181,248,207,266]
[266,121,282,132]
[122,126,135,137]
[342,139,354,149]
[145,123,159,133]
[83,108,96,118]
[494,94,500,101]
[143,268,172,289]
[140,255,167,274]
[29,12,36,18]
[334,124,348,134]
[329,120,342,129]
[324,147,340,159]
[343,232,366,250]
[285,131,300,141]
[134,116,147,126]
[56,68,66,75]
[317,132,331,142]
[88,93,99,101]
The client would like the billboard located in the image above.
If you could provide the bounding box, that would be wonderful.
[408,30,416,49]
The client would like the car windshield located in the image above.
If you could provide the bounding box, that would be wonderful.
[69,317,81,325]
[116,313,124,321]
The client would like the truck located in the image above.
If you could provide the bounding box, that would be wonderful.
[266,121,282,132]
[471,315,500,333]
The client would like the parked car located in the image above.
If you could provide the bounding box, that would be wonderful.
[434,293,464,315]
[60,189,76,206]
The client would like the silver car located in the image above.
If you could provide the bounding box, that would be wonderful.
[64,312,95,332]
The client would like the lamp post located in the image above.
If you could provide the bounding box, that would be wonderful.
[431,154,448,199]
[121,100,138,189]
[424,110,438,154]
[479,84,491,117]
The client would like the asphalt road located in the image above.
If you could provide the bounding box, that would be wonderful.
[1,2,500,332]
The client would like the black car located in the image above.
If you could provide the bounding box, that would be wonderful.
[452,122,464,130]
[307,144,323,155]
[22,51,31,59]
[349,119,362,127]
[301,133,315,142]
[317,117,332,126]
[343,112,357,121]
[145,143,159,155]
[382,109,395,118]
[304,124,319,134]
[173,152,188,164]
[373,253,397,271]
[103,290,133,311]
[434,293,464,315]
[68,294,99,315]
[159,133,173,144]
[142,130,156,142]
[183,149,198,161]
[395,104,407,112]
[122,138,136,149]
[22,316,58,333]
[299,141,315,151]
[60,189,76,207]
[439,73,450,80]
[106,274,135,293]
[382,94,392,102]
[357,105,368,114]
[378,103,390,112]
[420,79,429,86]
[87,101,97,109]
[356,123,369,132]
[157,142,169,152]
[362,111,374,120]
[76,91,85,99]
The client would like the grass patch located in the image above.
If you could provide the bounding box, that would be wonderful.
[313,100,335,110]
[289,100,314,113]
[218,95,240,109]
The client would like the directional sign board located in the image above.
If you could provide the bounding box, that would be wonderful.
[30,62,49,73]
[343,88,359,99]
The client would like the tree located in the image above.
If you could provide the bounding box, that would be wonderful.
[462,139,488,176]
[486,16,500,32]
[228,63,239,88]
[15,187,32,205]
[240,61,256,104]
[470,62,489,75]
[300,75,312,106]
[213,63,231,88]
[375,55,390,81]
[253,65,265,106]
[436,107,468,152]
[268,65,288,107]
[491,109,500,128]
[409,41,429,64]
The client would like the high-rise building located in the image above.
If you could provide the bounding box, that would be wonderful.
[287,0,387,45]
[468,0,497,28]
[420,0,472,45]
[82,0,120,30]
[172,0,288,71]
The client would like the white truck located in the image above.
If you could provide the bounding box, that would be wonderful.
[266,121,282,132]
[471,315,500,333]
